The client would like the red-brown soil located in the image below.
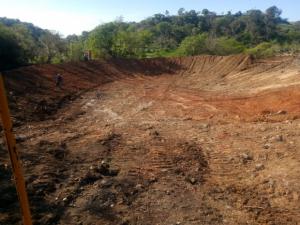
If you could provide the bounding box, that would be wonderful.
[1,55,300,225]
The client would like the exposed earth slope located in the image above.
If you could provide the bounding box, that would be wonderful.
[1,55,300,225]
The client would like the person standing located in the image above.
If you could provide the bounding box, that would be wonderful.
[55,73,63,89]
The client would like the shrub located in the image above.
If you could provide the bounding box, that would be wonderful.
[246,42,276,58]
[213,37,246,55]
[176,34,209,56]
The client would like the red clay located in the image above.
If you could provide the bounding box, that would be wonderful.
[1,55,300,225]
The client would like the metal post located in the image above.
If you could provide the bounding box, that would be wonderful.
[0,74,32,225]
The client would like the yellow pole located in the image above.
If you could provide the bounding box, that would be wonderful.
[0,74,32,225]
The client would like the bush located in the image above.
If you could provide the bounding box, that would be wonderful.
[246,42,277,58]
[176,35,245,56]
[279,42,300,54]
[176,34,209,56]
[213,37,245,55]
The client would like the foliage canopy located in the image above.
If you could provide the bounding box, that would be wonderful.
[1,6,300,70]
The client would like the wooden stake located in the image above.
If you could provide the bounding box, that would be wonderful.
[0,74,32,225]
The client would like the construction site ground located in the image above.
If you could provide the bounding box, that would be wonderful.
[1,55,300,225]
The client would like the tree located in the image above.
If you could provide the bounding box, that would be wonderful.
[39,32,67,63]
[266,6,282,20]
[11,24,38,63]
[0,17,68,66]
[178,8,185,16]
[87,22,122,58]
[244,10,267,43]
[177,34,209,56]
[0,24,24,70]
[112,30,153,58]
[69,41,84,61]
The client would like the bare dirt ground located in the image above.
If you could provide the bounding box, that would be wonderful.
[1,55,300,225]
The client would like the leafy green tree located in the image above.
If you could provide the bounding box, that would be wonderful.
[177,34,209,56]
[0,24,24,70]
[69,41,85,61]
[244,10,267,43]
[112,30,152,58]
[10,24,38,63]
[0,17,68,66]
[39,32,67,63]
[264,6,282,40]
[87,22,123,58]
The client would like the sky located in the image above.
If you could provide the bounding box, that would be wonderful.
[0,0,299,36]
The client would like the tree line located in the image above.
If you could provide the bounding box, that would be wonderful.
[1,6,300,70]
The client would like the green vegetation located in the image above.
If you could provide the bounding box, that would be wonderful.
[1,6,300,70]
[0,18,67,70]
[176,35,246,56]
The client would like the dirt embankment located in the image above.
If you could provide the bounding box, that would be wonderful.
[4,54,300,122]
[2,58,181,122]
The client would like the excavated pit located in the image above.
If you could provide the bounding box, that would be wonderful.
[1,55,300,225]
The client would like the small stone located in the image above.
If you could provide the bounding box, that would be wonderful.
[260,127,267,132]
[268,179,275,188]
[275,135,283,142]
[255,163,265,171]
[241,153,253,161]
[202,124,209,129]
[135,184,144,191]
[100,180,107,185]
[63,197,68,202]
[276,110,287,115]
[263,144,271,149]
[187,177,197,185]
[190,178,197,184]
[100,179,114,187]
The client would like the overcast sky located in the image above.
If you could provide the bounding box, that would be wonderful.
[0,0,299,36]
